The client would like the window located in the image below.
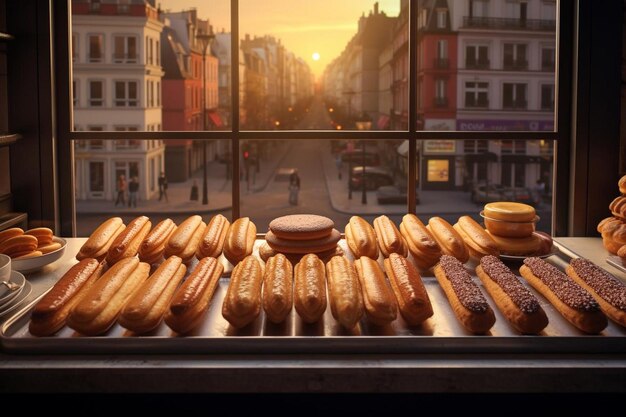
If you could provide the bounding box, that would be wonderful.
[148,38,153,65]
[503,43,527,70]
[470,0,490,17]
[89,162,104,194]
[157,82,161,107]
[118,0,130,14]
[113,36,137,63]
[505,0,527,19]
[435,40,448,69]
[436,10,447,28]
[541,84,555,110]
[156,40,160,65]
[466,45,489,69]
[419,9,428,28]
[72,33,77,62]
[89,80,103,106]
[541,0,557,20]
[114,81,138,107]
[541,47,555,71]
[88,34,104,63]
[465,81,489,108]
[434,78,447,107]
[73,80,78,106]
[503,83,527,109]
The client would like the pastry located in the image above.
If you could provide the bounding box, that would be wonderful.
[0,235,38,258]
[67,257,150,336]
[38,242,62,254]
[383,253,433,326]
[566,258,626,327]
[399,214,442,270]
[258,242,344,264]
[24,227,54,246]
[222,255,263,328]
[223,217,257,265]
[293,254,327,324]
[119,256,187,334]
[427,217,469,263]
[138,218,177,264]
[597,216,621,234]
[476,255,548,334]
[599,217,626,254]
[269,214,334,240]
[610,196,626,220]
[486,231,542,256]
[373,215,408,257]
[353,256,397,325]
[29,258,103,336]
[534,231,554,256]
[453,216,499,259]
[164,257,223,334]
[196,214,230,259]
[105,216,152,265]
[619,174,626,194]
[0,227,24,245]
[433,255,495,334]
[262,254,293,324]
[325,256,363,329]
[77,217,125,261]
[13,250,43,259]
[345,216,379,259]
[483,202,537,238]
[520,257,607,334]
[164,215,206,263]
[265,229,341,254]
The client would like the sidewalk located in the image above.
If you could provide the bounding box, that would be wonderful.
[76,141,292,215]
[320,150,482,216]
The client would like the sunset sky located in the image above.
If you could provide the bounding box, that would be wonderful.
[158,0,401,78]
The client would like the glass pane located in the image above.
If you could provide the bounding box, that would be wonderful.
[74,139,232,237]
[415,139,554,234]
[240,139,408,230]
[417,0,557,132]
[240,0,408,130]
[71,0,232,131]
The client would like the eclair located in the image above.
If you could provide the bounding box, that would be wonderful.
[476,255,548,334]
[105,216,152,265]
[196,214,230,259]
[383,253,433,326]
[25,227,54,246]
[0,227,24,245]
[77,217,125,261]
[353,256,397,326]
[433,255,495,334]
[164,257,223,334]
[119,256,187,334]
[0,235,38,258]
[29,258,104,336]
[325,256,363,329]
[223,217,257,265]
[164,215,206,263]
[67,257,150,336]
[345,216,379,259]
[566,258,626,328]
[427,217,469,263]
[453,216,499,259]
[399,214,442,270]
[294,254,327,324]
[520,257,607,334]
[138,218,177,264]
[222,255,263,328]
[373,215,408,258]
[262,253,293,324]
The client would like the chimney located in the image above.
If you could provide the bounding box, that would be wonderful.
[374,2,379,15]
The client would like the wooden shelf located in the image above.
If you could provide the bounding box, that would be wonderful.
[0,32,14,41]
[0,133,21,147]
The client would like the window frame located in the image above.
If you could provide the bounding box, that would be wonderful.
[56,0,572,236]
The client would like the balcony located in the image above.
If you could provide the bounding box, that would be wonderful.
[433,97,448,108]
[113,53,138,64]
[463,16,556,31]
[465,99,489,109]
[503,60,528,70]
[433,58,449,69]
[503,100,528,110]
[88,54,103,63]
[466,59,490,70]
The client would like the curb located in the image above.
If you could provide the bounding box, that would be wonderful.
[251,142,294,193]
[76,203,232,216]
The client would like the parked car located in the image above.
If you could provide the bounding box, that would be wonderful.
[349,166,394,191]
[470,182,535,205]
[341,149,381,166]
[376,185,420,205]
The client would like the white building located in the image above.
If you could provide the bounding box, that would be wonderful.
[72,0,165,202]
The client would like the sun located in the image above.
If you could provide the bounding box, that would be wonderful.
[312,52,320,61]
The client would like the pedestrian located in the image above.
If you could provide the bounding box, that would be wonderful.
[158,171,169,202]
[534,179,546,206]
[128,176,139,208]
[288,171,301,206]
[190,180,199,201]
[335,153,343,180]
[114,174,127,207]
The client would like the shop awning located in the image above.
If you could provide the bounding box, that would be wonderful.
[207,111,223,128]
[397,140,409,157]
[501,154,542,163]
[377,115,390,130]
[464,152,498,163]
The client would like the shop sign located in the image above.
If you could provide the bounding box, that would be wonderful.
[456,119,554,131]
[424,140,456,154]
[424,119,455,131]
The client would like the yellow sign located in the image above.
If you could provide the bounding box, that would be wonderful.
[424,140,456,154]
[427,160,450,182]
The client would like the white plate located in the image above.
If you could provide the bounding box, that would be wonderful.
[0,270,26,306]
[0,280,31,318]
[499,245,560,262]
[11,237,67,274]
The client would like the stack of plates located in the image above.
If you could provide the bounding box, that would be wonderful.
[0,270,32,319]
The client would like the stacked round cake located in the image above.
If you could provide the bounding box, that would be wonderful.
[259,214,343,264]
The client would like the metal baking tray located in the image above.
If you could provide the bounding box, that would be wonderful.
[2,240,626,354]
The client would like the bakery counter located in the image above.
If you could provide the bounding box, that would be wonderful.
[0,237,625,393]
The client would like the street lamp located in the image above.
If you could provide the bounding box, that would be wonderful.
[197,28,215,206]
[355,113,372,205]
